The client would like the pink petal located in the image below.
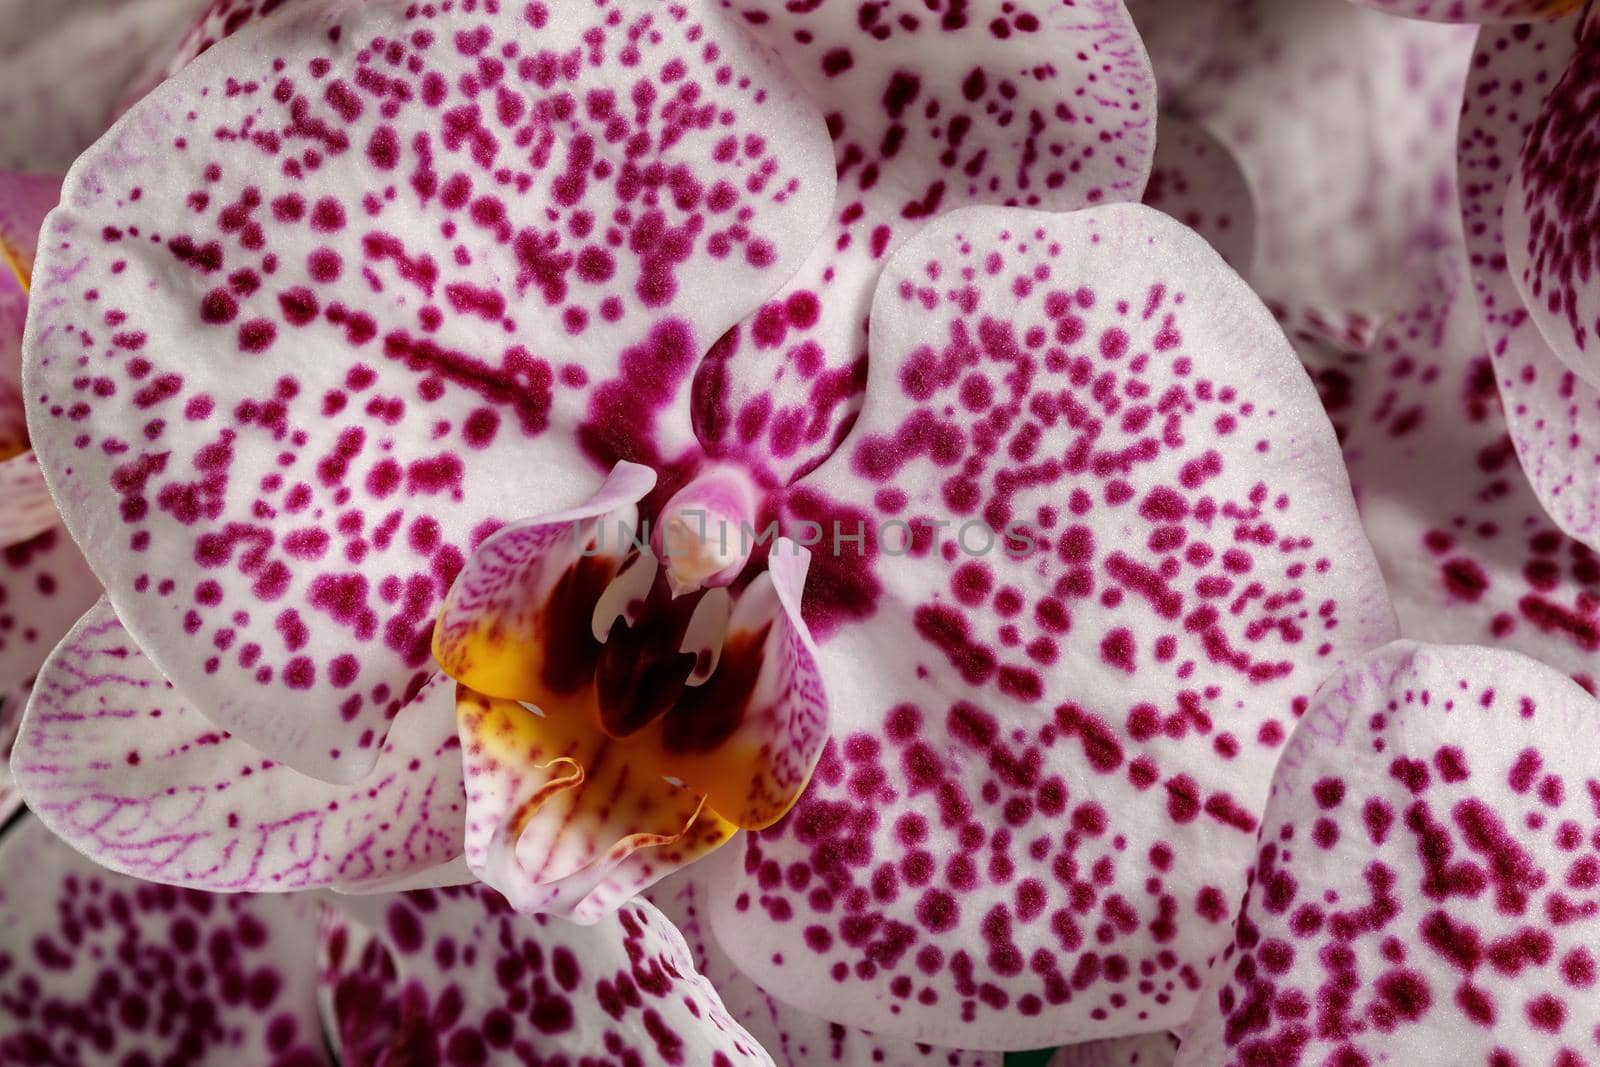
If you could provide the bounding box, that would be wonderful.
[0,0,199,172]
[1140,116,1256,273]
[691,0,1155,485]
[24,0,836,782]
[1332,246,1600,686]
[1457,15,1600,549]
[1342,0,1583,21]
[0,815,330,1065]
[1504,30,1600,389]
[0,246,26,451]
[320,884,772,1063]
[1183,0,1474,319]
[709,204,1394,1049]
[1176,642,1600,1065]
[0,526,102,694]
[12,596,468,891]
[0,169,61,287]
[1052,1033,1179,1066]
[652,867,1001,1067]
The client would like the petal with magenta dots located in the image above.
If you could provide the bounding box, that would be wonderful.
[1341,0,1583,21]
[1177,642,1600,1066]
[320,880,773,1064]
[1456,15,1600,551]
[23,0,836,784]
[0,815,330,1066]
[691,0,1155,485]
[710,203,1394,1050]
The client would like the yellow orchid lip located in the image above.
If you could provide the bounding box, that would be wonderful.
[433,462,826,919]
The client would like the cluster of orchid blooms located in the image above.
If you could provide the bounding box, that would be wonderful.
[5,0,1600,1063]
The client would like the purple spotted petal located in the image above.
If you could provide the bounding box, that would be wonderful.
[12,596,467,891]
[691,0,1155,485]
[24,0,836,783]
[0,815,330,1066]
[0,529,102,694]
[1343,0,1584,21]
[1503,29,1600,389]
[1331,246,1600,686]
[707,204,1394,1050]
[319,884,772,1064]
[1184,0,1474,319]
[1177,642,1600,1065]
[1140,116,1255,272]
[1457,15,1600,548]
[653,866,1000,1067]
[0,0,199,172]
[1052,1033,1179,1066]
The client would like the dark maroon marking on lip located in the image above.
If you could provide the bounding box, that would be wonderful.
[661,622,772,755]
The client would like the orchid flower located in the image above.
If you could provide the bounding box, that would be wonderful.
[3,0,1407,1056]
[0,809,775,1064]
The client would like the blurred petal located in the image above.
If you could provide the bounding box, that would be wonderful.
[1052,1033,1179,1066]
[1141,115,1256,272]
[0,682,24,823]
[320,884,773,1064]
[1504,30,1600,389]
[0,169,60,287]
[1185,0,1474,319]
[0,815,329,1066]
[709,204,1394,1049]
[653,866,1001,1067]
[692,0,1155,484]
[1457,15,1600,549]
[0,0,198,172]
[24,0,836,782]
[1177,642,1600,1065]
[1125,0,1230,101]
[0,527,102,694]
[1343,0,1583,21]
[1333,246,1600,686]
[13,597,467,891]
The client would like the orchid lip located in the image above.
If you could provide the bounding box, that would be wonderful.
[432,461,824,917]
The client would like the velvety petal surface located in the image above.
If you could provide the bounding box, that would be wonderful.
[1177,641,1600,1066]
[24,0,836,782]
[711,204,1395,1050]
[0,0,199,172]
[12,596,467,891]
[1504,28,1600,389]
[1052,1033,1179,1066]
[0,528,103,695]
[1343,0,1584,21]
[653,866,1000,1067]
[0,815,329,1066]
[1458,15,1600,549]
[692,0,1155,485]
[319,883,773,1064]
[1140,116,1255,273]
[1331,246,1600,686]
[1184,0,1474,320]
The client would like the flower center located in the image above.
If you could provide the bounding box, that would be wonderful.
[431,461,825,917]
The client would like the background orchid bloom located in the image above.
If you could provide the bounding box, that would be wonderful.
[1177,642,1600,1065]
[0,810,774,1065]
